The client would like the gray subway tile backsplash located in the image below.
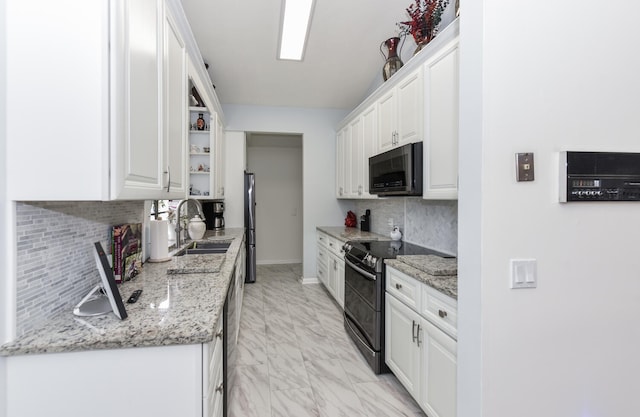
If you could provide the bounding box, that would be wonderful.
[14,201,144,336]
[355,198,457,255]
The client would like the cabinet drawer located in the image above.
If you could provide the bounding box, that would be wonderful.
[421,284,457,339]
[317,232,329,248]
[386,266,421,312]
[327,236,344,258]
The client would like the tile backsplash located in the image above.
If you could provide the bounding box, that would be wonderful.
[355,198,457,255]
[15,201,144,336]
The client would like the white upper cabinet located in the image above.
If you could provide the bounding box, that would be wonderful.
[335,19,459,201]
[163,7,189,198]
[110,0,165,200]
[377,68,424,153]
[5,0,216,201]
[335,104,378,199]
[335,127,348,198]
[423,38,459,200]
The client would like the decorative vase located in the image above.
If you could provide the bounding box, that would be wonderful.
[380,37,404,81]
[413,34,433,55]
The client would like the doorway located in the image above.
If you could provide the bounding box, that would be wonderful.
[246,133,303,264]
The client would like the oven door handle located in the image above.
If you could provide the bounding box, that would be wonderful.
[345,258,377,281]
[344,312,376,355]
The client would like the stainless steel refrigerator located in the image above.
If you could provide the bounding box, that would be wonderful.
[244,172,257,283]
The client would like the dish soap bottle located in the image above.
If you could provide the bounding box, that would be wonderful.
[390,226,402,241]
[188,215,206,240]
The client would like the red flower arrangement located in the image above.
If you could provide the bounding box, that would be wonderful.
[398,0,450,46]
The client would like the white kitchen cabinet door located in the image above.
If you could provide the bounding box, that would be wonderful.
[110,0,166,200]
[377,89,397,152]
[163,7,188,198]
[360,104,378,198]
[347,117,364,197]
[7,344,203,417]
[6,1,112,200]
[396,68,424,146]
[385,293,421,398]
[335,126,349,198]
[327,252,345,308]
[335,255,345,308]
[423,39,459,200]
[419,318,457,417]
[376,68,423,154]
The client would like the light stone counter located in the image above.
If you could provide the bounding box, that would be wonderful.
[316,226,388,242]
[385,255,458,299]
[0,228,245,356]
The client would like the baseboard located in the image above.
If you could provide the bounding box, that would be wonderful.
[299,276,320,285]
[256,259,302,265]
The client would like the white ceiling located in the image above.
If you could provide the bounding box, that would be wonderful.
[180,0,443,111]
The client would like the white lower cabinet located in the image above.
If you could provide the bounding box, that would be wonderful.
[386,294,422,397]
[6,343,216,417]
[203,317,225,417]
[316,231,345,308]
[385,265,457,417]
[419,318,457,417]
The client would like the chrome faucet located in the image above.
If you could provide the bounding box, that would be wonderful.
[175,199,206,245]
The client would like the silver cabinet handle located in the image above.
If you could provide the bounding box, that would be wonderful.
[412,320,417,343]
[438,309,448,318]
[417,324,422,347]
[164,166,171,192]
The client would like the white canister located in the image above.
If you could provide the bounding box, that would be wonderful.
[188,215,206,240]
[390,226,402,241]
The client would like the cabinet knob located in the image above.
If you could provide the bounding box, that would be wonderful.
[438,309,448,318]
[215,330,223,339]
[395,283,402,290]
[216,383,224,393]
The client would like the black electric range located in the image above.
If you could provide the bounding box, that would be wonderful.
[342,239,451,374]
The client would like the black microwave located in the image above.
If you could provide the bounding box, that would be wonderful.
[369,142,423,196]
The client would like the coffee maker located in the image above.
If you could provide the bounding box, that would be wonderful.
[203,201,225,234]
[212,202,225,232]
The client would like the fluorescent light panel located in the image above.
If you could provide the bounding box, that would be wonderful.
[278,0,315,61]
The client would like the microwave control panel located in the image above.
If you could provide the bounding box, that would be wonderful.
[560,151,640,202]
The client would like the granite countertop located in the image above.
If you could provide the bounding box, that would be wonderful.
[386,255,458,299]
[0,228,245,356]
[317,226,388,242]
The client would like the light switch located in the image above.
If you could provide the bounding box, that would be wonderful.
[516,153,535,182]
[510,259,537,289]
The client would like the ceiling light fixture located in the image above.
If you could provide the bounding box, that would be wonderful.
[278,0,315,61]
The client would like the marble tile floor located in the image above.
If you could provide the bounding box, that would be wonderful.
[229,263,426,417]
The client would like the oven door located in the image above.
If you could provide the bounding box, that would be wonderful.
[343,257,386,373]
[343,258,382,351]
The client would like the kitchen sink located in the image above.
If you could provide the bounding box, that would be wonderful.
[175,241,231,256]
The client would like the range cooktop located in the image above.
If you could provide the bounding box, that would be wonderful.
[346,240,449,260]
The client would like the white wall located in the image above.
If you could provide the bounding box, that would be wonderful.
[222,104,350,278]
[223,131,246,229]
[247,138,303,264]
[458,1,640,416]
